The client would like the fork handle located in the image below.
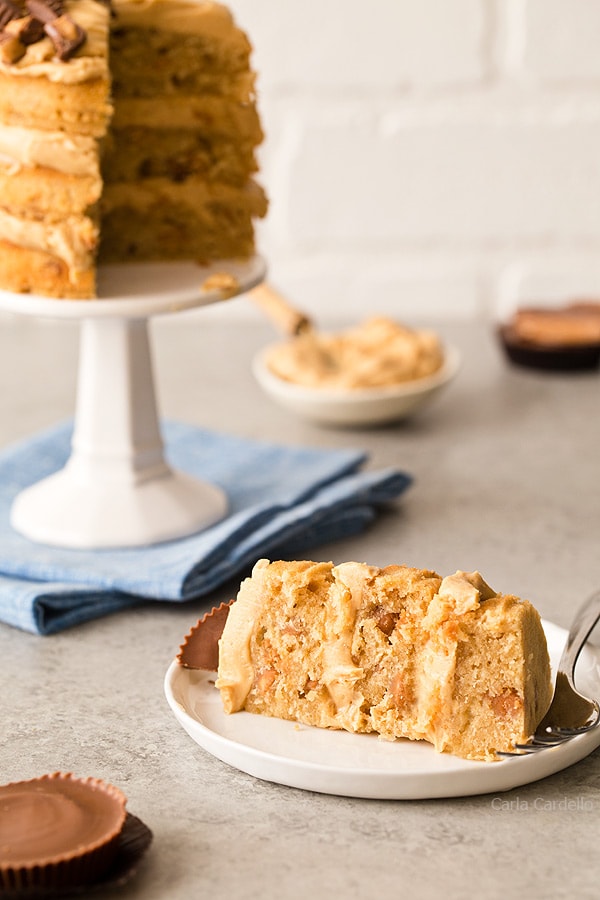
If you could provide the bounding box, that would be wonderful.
[559,588,600,682]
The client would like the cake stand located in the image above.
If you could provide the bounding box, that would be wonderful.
[0,256,266,549]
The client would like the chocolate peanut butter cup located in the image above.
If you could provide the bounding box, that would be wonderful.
[498,303,600,371]
[0,773,127,893]
[177,600,233,671]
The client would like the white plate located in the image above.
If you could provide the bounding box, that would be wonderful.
[252,343,461,427]
[164,620,600,799]
[0,256,266,320]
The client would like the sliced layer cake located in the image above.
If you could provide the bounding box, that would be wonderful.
[0,0,266,299]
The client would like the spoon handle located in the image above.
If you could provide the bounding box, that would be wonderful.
[250,283,312,337]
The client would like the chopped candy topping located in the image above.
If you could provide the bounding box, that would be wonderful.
[0,0,24,31]
[26,0,86,59]
[0,0,91,63]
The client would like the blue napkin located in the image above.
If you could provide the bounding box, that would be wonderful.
[0,421,411,635]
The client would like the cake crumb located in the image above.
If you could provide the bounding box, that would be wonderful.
[202,272,241,299]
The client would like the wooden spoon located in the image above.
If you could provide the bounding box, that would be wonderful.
[249,282,313,337]
[249,283,337,370]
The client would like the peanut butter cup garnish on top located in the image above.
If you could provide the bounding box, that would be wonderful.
[0,0,86,64]
[26,0,86,60]
[0,0,44,64]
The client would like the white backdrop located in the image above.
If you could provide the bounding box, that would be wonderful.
[222,0,600,324]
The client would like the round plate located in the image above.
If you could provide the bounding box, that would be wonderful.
[164,620,600,799]
[0,256,266,320]
[252,343,461,426]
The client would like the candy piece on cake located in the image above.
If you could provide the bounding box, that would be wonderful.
[214,559,553,761]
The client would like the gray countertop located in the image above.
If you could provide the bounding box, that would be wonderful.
[1,311,599,899]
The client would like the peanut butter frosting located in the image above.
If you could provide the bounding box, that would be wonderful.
[320,564,371,714]
[0,208,97,273]
[100,177,267,215]
[266,317,445,391]
[111,91,261,132]
[0,125,100,176]
[112,0,250,45]
[216,559,269,713]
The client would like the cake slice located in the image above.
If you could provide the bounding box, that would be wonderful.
[215,559,553,761]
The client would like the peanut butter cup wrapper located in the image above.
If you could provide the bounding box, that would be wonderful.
[499,324,600,371]
[177,600,233,670]
[0,773,127,893]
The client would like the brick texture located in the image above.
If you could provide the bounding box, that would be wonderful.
[225,0,600,322]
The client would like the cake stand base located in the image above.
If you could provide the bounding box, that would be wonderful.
[1,257,266,549]
[11,467,227,550]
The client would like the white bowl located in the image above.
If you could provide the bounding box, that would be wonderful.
[252,342,461,427]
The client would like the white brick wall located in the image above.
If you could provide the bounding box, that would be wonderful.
[222,0,600,324]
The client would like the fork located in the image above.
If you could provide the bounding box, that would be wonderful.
[498,588,600,757]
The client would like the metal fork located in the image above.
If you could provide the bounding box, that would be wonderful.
[498,588,600,757]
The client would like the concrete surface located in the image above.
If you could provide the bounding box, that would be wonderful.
[0,312,599,899]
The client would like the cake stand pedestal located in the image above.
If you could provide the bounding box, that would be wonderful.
[0,257,266,549]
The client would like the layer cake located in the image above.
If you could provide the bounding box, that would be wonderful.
[0,0,267,298]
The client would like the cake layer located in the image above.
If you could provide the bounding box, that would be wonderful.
[216,560,553,760]
[110,30,252,99]
[102,127,258,186]
[105,90,263,187]
[0,239,95,298]
[0,163,101,219]
[0,73,111,137]
[110,0,252,98]
[99,177,266,262]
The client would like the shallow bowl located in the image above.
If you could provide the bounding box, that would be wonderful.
[252,343,461,426]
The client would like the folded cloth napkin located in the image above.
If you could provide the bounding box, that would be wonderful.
[0,421,411,635]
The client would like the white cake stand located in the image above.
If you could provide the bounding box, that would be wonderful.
[0,256,266,549]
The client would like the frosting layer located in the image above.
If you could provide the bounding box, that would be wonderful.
[0,125,100,176]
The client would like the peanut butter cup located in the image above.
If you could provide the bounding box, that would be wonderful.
[0,773,127,893]
[177,600,233,671]
[499,302,600,371]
